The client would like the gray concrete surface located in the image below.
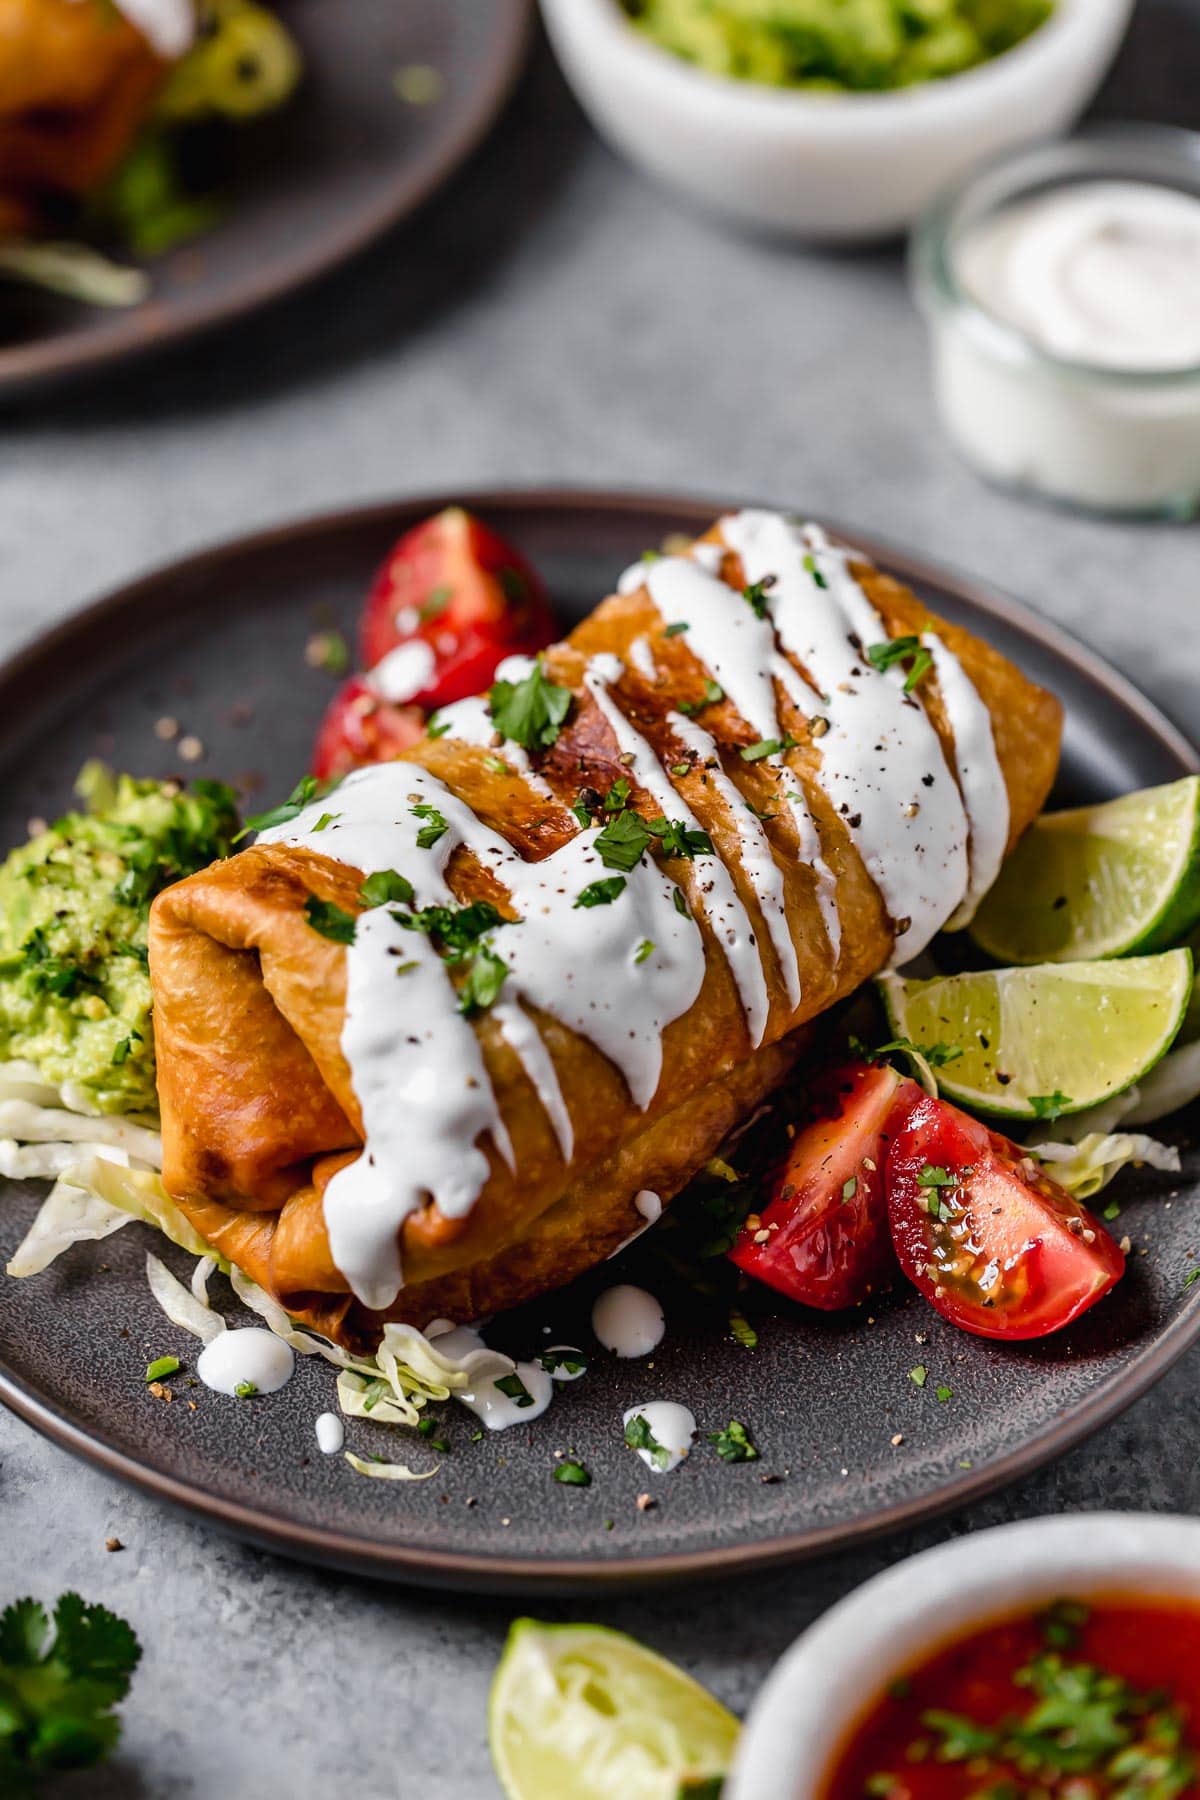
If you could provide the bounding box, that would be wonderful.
[3,9,1200,1796]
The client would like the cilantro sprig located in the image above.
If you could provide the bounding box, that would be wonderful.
[0,1592,141,1793]
[708,1420,759,1463]
[624,1413,671,1470]
[488,661,572,751]
[866,634,934,695]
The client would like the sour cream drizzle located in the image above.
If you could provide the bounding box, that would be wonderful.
[264,758,704,1308]
[261,513,1005,1309]
[585,656,771,1046]
[720,512,972,964]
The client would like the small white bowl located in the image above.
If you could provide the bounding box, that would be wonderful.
[727,1511,1200,1799]
[539,0,1135,241]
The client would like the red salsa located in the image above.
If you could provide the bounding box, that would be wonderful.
[823,1598,1200,1798]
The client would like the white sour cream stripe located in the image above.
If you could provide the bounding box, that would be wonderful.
[668,710,802,1010]
[263,759,704,1309]
[584,656,772,1047]
[721,511,970,963]
[921,634,1010,928]
[98,0,195,58]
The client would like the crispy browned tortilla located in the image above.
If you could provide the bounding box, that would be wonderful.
[149,525,1062,1347]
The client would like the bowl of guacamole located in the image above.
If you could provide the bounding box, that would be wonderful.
[539,0,1134,238]
[621,0,1055,93]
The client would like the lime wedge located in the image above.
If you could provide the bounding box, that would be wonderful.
[877,950,1193,1120]
[970,777,1200,965]
[489,1619,739,1800]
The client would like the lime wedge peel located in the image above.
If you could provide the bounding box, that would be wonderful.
[970,777,1200,966]
[490,1619,740,1800]
[877,951,1193,1122]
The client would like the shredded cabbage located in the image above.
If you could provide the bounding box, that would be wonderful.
[1030,1132,1181,1201]
[191,1255,217,1307]
[343,1452,438,1483]
[145,1251,224,1345]
[0,241,149,307]
[5,1175,135,1277]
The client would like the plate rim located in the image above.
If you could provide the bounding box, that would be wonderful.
[1,482,1198,1593]
[0,0,533,394]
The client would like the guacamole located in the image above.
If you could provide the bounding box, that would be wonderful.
[0,765,238,1115]
[623,0,1054,92]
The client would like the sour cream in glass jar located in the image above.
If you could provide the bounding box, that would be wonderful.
[912,129,1200,517]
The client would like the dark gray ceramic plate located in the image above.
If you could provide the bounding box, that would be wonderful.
[0,0,530,394]
[0,489,1197,1594]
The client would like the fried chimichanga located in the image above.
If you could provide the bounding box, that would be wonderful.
[148,512,1062,1346]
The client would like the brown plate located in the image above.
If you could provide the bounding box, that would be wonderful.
[0,1,530,395]
[0,488,1197,1594]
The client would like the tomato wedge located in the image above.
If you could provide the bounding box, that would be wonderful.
[359,506,555,711]
[311,676,426,782]
[730,1062,922,1310]
[886,1094,1125,1340]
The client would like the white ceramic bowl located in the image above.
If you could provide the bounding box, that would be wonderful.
[728,1511,1200,1799]
[539,0,1135,241]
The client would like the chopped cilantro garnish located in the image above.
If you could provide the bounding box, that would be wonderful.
[634,938,655,964]
[728,1308,757,1350]
[742,578,775,619]
[663,620,689,637]
[802,552,828,589]
[456,944,508,1016]
[311,812,339,832]
[425,715,451,739]
[842,1176,858,1200]
[234,1381,258,1399]
[359,869,415,909]
[679,679,724,716]
[144,1356,179,1382]
[488,661,572,751]
[494,1373,535,1410]
[553,1460,591,1487]
[708,1419,758,1463]
[594,809,652,872]
[909,1365,928,1388]
[673,887,691,918]
[740,737,796,762]
[866,635,933,694]
[538,1350,588,1376]
[420,584,452,621]
[936,1385,952,1403]
[238,775,320,839]
[575,877,627,909]
[604,777,632,812]
[1030,1090,1073,1121]
[483,755,510,776]
[303,896,357,945]
[411,803,449,849]
[648,817,712,860]
[624,1412,671,1469]
[917,1165,955,1189]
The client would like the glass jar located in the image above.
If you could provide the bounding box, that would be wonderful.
[911,127,1200,520]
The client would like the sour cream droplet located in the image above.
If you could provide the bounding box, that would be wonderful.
[623,1401,696,1474]
[196,1328,294,1397]
[368,639,437,703]
[592,1285,665,1357]
[459,1360,554,1431]
[315,1412,344,1455]
[541,1346,587,1382]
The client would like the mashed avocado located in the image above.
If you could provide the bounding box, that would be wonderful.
[0,765,238,1115]
[623,0,1054,91]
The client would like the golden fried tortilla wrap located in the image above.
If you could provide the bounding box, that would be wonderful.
[149,515,1062,1346]
[0,0,167,218]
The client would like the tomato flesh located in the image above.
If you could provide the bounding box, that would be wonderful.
[359,506,555,708]
[730,1062,922,1311]
[311,675,425,782]
[886,1094,1125,1340]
